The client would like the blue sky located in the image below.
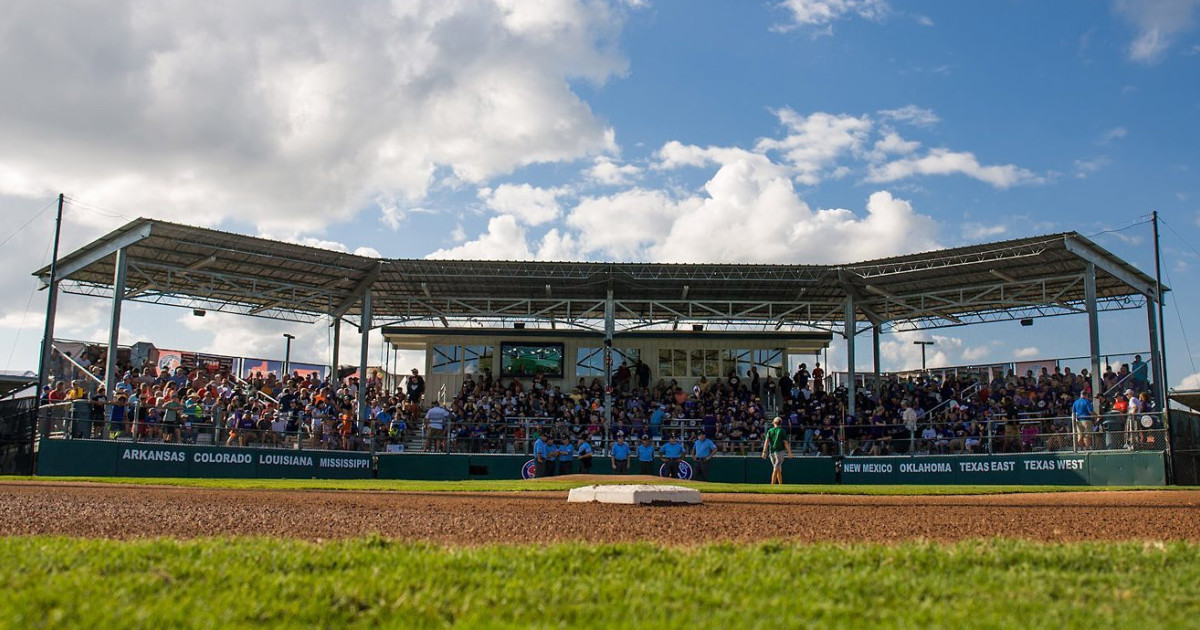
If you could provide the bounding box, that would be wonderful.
[0,0,1197,386]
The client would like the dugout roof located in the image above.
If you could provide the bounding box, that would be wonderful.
[35,217,1163,334]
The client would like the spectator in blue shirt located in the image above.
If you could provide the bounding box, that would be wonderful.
[1072,391,1095,450]
[576,437,594,474]
[636,435,656,475]
[610,432,631,474]
[649,405,667,437]
[691,432,717,481]
[661,433,685,478]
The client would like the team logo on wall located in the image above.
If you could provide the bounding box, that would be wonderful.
[521,459,537,480]
[659,461,693,480]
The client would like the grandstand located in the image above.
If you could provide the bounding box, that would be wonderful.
[21,218,1177,484]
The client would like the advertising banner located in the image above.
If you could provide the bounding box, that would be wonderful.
[242,359,283,378]
[156,349,184,373]
[37,439,372,479]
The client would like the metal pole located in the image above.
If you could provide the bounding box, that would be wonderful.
[1084,263,1102,402]
[1152,211,1169,405]
[36,193,66,395]
[603,287,614,425]
[913,340,934,372]
[331,317,341,388]
[358,291,372,460]
[872,326,881,395]
[845,295,856,419]
[1147,302,1161,408]
[283,334,294,380]
[103,247,128,436]
[104,248,128,393]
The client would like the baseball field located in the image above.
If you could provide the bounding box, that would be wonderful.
[3,477,1199,628]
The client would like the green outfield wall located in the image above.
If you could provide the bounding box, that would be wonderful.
[36,439,1165,485]
[36,439,371,479]
[839,452,1165,486]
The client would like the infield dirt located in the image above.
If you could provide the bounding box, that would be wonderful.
[3,480,1198,544]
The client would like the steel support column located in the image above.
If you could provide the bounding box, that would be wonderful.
[330,317,341,386]
[1084,263,1102,400]
[845,295,856,419]
[358,291,372,457]
[872,325,881,395]
[603,289,614,425]
[36,194,65,394]
[1147,300,1163,409]
[104,248,129,395]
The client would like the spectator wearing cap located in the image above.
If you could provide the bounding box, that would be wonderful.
[636,435,656,475]
[691,432,716,481]
[1125,388,1143,448]
[610,432,630,474]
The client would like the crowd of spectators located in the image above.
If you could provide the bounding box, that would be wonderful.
[42,347,1162,457]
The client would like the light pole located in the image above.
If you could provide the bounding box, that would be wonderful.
[913,340,935,371]
[283,333,295,379]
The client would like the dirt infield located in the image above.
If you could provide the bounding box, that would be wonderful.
[2,481,1198,544]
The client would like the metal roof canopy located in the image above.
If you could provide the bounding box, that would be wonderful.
[35,217,1163,334]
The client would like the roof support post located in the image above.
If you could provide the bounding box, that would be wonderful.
[330,316,341,386]
[1146,298,1163,410]
[358,290,373,463]
[603,288,614,425]
[872,324,881,395]
[845,294,856,419]
[104,247,129,396]
[36,194,65,394]
[1084,263,1102,402]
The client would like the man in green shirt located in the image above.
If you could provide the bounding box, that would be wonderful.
[761,416,793,485]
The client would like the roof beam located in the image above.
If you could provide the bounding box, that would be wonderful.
[248,299,291,316]
[1063,235,1157,300]
[329,262,382,318]
[836,270,885,326]
[39,223,153,287]
[184,255,218,272]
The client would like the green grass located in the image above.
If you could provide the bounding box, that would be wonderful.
[5,475,1177,495]
[2,537,1197,629]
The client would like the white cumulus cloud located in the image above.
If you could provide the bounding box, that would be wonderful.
[1114,0,1200,63]
[867,148,1041,188]
[775,0,889,29]
[478,183,568,225]
[0,0,633,233]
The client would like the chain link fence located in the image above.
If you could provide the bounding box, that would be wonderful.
[0,398,37,475]
[1169,409,1200,485]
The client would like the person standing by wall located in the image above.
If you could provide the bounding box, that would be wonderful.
[1071,391,1094,451]
[533,431,551,478]
[761,416,792,485]
[610,432,630,474]
[660,433,685,479]
[636,435,656,475]
[691,431,716,481]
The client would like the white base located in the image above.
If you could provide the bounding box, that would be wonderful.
[566,484,702,505]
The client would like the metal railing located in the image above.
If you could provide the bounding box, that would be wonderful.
[36,401,377,453]
[36,400,1170,467]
